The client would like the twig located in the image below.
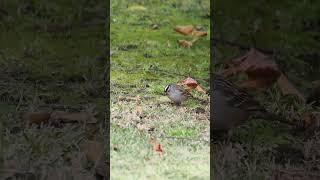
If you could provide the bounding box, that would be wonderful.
[157,135,209,143]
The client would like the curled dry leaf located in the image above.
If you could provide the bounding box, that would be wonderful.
[192,30,207,37]
[179,77,207,93]
[178,40,193,48]
[222,48,281,89]
[277,73,306,102]
[136,105,143,117]
[179,77,198,88]
[23,111,51,125]
[149,137,163,154]
[174,25,194,35]
[154,143,163,153]
[196,85,207,93]
[174,25,207,37]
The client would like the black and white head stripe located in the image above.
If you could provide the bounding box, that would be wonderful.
[164,84,171,92]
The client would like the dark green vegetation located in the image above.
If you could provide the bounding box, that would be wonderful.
[111,0,210,179]
[214,1,320,179]
[0,1,106,179]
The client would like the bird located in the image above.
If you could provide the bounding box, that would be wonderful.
[212,73,271,131]
[164,84,192,105]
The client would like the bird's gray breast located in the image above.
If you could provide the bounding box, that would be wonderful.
[169,87,186,103]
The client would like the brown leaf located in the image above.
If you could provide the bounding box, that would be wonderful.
[277,73,306,102]
[154,143,163,153]
[136,105,143,117]
[196,85,207,93]
[80,140,103,163]
[192,30,207,37]
[23,111,51,125]
[149,137,163,154]
[179,77,198,88]
[222,48,281,89]
[50,111,98,124]
[178,40,193,48]
[174,25,194,35]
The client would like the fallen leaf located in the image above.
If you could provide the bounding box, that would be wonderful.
[136,105,143,117]
[154,143,163,153]
[277,73,306,102]
[23,111,51,125]
[196,85,207,93]
[149,137,163,154]
[50,111,98,124]
[178,40,193,48]
[192,30,207,37]
[174,25,194,35]
[179,77,207,93]
[222,48,281,89]
[179,77,198,89]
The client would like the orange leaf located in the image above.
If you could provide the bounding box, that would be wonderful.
[149,137,163,154]
[174,25,194,35]
[178,40,193,48]
[154,143,163,153]
[179,77,198,88]
[192,30,207,37]
[277,73,306,102]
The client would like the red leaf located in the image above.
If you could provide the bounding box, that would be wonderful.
[154,143,163,153]
[179,77,198,88]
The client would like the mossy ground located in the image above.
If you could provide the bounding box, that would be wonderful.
[111,0,210,179]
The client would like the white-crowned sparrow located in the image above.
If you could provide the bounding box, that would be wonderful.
[164,84,191,105]
[212,73,271,131]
